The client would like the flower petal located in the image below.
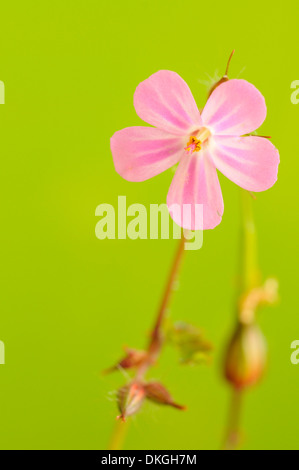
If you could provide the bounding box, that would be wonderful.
[167,149,224,230]
[201,79,267,136]
[209,135,280,191]
[134,71,202,135]
[110,126,183,182]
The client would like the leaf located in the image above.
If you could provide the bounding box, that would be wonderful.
[166,321,213,365]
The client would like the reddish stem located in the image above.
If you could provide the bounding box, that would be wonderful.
[222,388,243,450]
[149,235,186,355]
[225,50,235,77]
[136,235,186,379]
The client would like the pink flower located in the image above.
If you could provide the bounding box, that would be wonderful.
[110,71,279,230]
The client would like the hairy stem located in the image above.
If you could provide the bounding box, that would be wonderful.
[148,235,186,357]
[108,234,186,448]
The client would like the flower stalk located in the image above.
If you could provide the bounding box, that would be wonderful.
[108,419,130,451]
[107,234,186,449]
[222,189,278,450]
[239,189,260,295]
[222,189,259,450]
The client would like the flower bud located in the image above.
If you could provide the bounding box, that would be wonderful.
[224,323,267,389]
[144,381,186,410]
[117,382,145,421]
[104,347,148,374]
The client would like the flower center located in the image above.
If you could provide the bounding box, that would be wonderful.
[184,128,211,154]
[184,136,201,153]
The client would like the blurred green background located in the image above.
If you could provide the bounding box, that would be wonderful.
[0,0,298,450]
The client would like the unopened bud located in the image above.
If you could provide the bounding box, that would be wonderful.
[117,382,145,421]
[104,347,148,374]
[224,323,267,389]
[144,381,186,410]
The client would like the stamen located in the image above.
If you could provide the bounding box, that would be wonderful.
[184,136,201,153]
[184,128,212,154]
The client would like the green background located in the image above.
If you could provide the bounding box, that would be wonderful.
[0,0,298,450]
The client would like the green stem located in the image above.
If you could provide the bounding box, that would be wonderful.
[240,190,260,294]
[223,190,260,450]
[107,419,129,450]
